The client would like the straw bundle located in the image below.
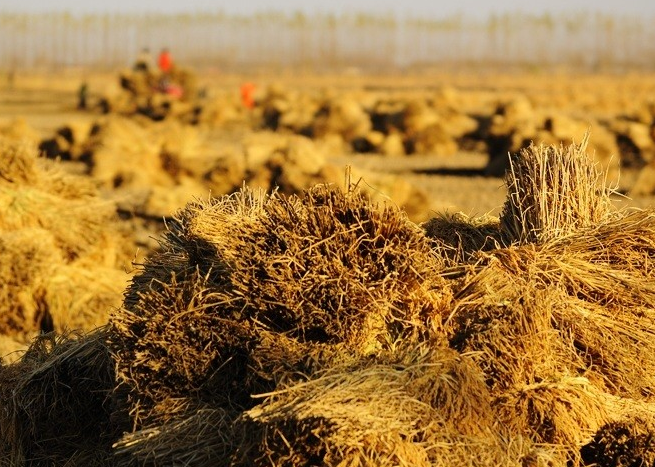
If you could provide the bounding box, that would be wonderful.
[110,184,451,426]
[0,139,118,261]
[500,134,615,244]
[494,376,609,448]
[313,94,372,143]
[449,237,655,400]
[0,137,136,339]
[43,264,129,333]
[112,405,236,466]
[0,330,119,466]
[423,211,502,264]
[581,416,655,467]
[87,116,173,190]
[0,138,38,184]
[234,345,552,467]
[0,229,61,334]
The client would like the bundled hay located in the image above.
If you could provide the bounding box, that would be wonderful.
[0,138,38,184]
[581,416,655,467]
[5,132,655,465]
[242,132,329,193]
[495,376,609,449]
[0,138,134,336]
[0,138,119,261]
[112,405,236,466]
[110,184,451,426]
[43,265,130,333]
[0,229,61,334]
[484,95,539,176]
[313,94,372,144]
[110,346,555,467]
[0,330,120,466]
[423,211,501,264]
[500,134,615,244]
[86,116,172,190]
[427,138,655,465]
[448,211,655,401]
[234,345,552,467]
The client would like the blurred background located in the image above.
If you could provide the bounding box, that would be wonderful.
[2,1,655,72]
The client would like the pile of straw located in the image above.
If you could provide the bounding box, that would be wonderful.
[0,138,132,350]
[2,137,655,465]
[581,416,655,467]
[500,134,615,243]
[233,346,547,467]
[438,138,655,464]
[0,331,119,466]
[110,184,451,427]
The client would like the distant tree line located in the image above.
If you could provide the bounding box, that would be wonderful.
[0,11,653,71]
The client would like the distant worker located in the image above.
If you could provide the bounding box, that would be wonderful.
[240,82,256,109]
[158,48,173,74]
[77,82,88,110]
[134,47,154,72]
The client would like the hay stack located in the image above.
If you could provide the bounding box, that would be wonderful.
[0,331,119,466]
[537,115,621,185]
[402,99,477,156]
[242,132,328,193]
[0,138,133,336]
[85,116,171,190]
[313,94,372,145]
[5,135,655,465]
[433,137,655,462]
[110,345,557,467]
[233,346,552,467]
[38,120,93,162]
[485,95,539,175]
[0,138,126,263]
[0,229,61,335]
[109,185,451,427]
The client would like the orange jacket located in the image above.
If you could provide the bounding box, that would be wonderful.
[158,51,172,73]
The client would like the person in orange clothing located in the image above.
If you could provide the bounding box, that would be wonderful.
[240,82,256,109]
[158,48,173,74]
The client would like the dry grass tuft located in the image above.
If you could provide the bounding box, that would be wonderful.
[0,330,120,466]
[423,211,502,264]
[234,345,552,467]
[501,133,615,244]
[495,376,609,448]
[110,184,451,427]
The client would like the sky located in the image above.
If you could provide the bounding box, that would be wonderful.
[3,0,655,18]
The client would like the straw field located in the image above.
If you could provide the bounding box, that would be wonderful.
[2,126,655,465]
[4,61,655,466]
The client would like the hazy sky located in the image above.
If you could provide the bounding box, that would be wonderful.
[3,0,655,18]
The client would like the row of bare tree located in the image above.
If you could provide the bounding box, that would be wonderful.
[0,11,654,71]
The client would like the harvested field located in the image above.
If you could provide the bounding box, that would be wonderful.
[2,125,655,465]
[4,66,655,466]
